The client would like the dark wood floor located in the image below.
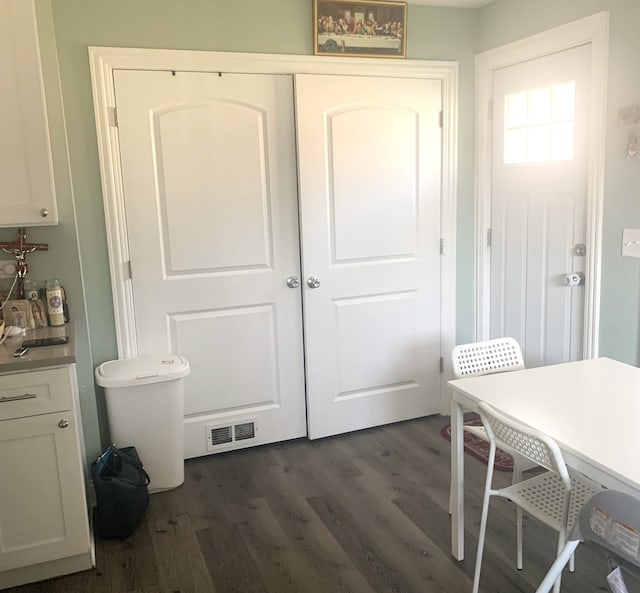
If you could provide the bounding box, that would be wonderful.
[5,415,623,593]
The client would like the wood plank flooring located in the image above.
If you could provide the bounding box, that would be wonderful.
[4,415,621,593]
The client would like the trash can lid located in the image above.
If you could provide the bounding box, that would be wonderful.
[95,354,190,387]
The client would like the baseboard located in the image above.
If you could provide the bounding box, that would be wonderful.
[0,552,93,590]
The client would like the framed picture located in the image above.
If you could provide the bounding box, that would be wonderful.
[4,300,30,330]
[314,0,407,58]
[3,299,48,330]
[28,299,49,329]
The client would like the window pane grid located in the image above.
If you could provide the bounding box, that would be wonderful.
[504,81,575,164]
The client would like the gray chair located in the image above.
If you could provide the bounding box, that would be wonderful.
[473,401,604,593]
[535,490,640,593]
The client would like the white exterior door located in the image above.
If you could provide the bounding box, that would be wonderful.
[296,74,443,439]
[489,45,590,366]
[113,71,306,457]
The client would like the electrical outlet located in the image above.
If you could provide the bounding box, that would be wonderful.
[0,260,17,278]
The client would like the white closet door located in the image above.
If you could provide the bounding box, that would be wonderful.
[113,70,306,457]
[296,74,443,439]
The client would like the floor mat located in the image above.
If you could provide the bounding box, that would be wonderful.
[440,417,514,472]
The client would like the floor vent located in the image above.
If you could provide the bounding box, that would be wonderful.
[210,426,233,446]
[235,422,255,441]
[206,420,258,451]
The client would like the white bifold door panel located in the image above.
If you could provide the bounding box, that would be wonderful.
[113,71,306,457]
[112,69,443,454]
[490,44,589,367]
[296,74,443,439]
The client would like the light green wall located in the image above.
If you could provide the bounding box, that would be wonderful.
[14,0,637,461]
[22,0,477,461]
[0,0,100,461]
[478,0,640,365]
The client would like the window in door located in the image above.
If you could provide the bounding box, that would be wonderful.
[504,81,575,164]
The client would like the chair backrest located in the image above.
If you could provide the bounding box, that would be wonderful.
[572,490,640,566]
[535,490,640,593]
[477,401,570,486]
[451,337,524,378]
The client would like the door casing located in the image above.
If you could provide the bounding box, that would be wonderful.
[475,12,609,357]
[89,48,458,412]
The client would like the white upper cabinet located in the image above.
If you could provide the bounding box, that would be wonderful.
[0,0,58,227]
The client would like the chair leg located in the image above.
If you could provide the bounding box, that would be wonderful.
[512,455,524,485]
[534,540,580,593]
[472,488,491,593]
[473,444,496,593]
[513,457,524,570]
[552,525,568,593]
[516,505,524,570]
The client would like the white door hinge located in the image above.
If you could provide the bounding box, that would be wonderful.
[125,260,132,279]
[486,228,492,248]
[440,357,444,373]
[488,100,493,122]
[439,110,443,128]
[440,238,444,255]
[108,107,119,128]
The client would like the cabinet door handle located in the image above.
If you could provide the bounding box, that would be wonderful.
[0,393,37,403]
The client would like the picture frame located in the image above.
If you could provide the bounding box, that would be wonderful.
[314,0,407,58]
[4,299,30,330]
[28,298,49,329]
[3,299,48,330]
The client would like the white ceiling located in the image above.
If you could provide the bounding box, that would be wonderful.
[409,0,494,7]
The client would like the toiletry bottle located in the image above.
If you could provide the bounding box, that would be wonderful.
[46,279,65,326]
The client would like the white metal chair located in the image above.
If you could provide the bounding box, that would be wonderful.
[451,337,525,379]
[473,402,604,593]
[451,338,537,508]
[535,490,640,593]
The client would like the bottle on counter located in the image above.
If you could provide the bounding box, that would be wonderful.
[46,279,65,326]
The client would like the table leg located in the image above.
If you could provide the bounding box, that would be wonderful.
[451,397,464,560]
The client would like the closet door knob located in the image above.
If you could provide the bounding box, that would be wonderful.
[40,208,48,218]
[286,276,300,288]
[58,419,69,429]
[306,276,321,289]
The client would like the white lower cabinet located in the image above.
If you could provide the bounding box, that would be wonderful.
[0,365,92,589]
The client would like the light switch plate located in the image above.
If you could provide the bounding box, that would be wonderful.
[622,228,640,258]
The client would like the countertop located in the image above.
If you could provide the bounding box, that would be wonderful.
[0,324,75,373]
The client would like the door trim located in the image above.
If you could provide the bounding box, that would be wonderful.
[475,12,609,358]
[89,48,458,411]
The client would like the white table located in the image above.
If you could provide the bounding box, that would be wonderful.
[448,357,640,560]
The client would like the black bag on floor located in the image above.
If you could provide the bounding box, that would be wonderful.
[90,445,151,538]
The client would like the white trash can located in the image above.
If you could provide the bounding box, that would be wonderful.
[95,354,190,493]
